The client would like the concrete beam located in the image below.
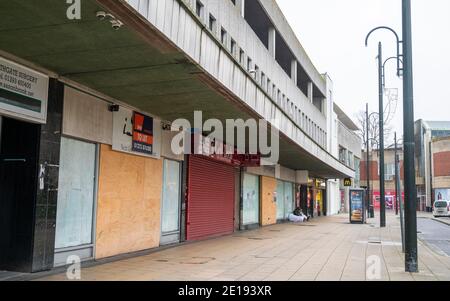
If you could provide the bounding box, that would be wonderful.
[307,82,314,103]
[291,59,297,84]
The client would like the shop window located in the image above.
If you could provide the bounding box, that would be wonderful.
[55,137,96,249]
[242,173,260,226]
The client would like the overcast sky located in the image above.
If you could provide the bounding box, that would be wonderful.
[276,0,450,144]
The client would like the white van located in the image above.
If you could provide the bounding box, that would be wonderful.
[433,200,450,217]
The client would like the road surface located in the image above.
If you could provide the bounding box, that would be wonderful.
[418,218,450,256]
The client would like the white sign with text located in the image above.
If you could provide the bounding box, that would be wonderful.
[0,56,49,123]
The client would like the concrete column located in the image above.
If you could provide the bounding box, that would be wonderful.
[238,0,245,17]
[307,82,314,103]
[344,187,350,213]
[295,170,309,185]
[424,131,432,210]
[268,27,276,58]
[291,60,298,84]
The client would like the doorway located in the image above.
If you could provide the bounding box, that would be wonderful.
[0,117,40,272]
[160,159,182,245]
[276,180,294,221]
[241,173,260,229]
[54,137,97,266]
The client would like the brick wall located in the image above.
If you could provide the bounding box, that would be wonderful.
[434,151,450,177]
[360,161,379,181]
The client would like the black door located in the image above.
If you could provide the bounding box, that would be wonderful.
[0,117,40,272]
[300,185,308,214]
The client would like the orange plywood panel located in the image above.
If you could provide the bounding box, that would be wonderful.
[260,176,277,226]
[95,145,163,259]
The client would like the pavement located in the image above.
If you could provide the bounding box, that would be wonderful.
[0,271,25,281]
[35,212,450,281]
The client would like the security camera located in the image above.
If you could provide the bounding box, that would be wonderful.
[108,104,120,112]
[161,122,172,131]
[96,11,107,20]
[110,20,124,31]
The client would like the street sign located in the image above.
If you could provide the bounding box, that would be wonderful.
[344,178,352,187]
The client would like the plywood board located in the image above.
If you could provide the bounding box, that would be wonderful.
[95,144,163,259]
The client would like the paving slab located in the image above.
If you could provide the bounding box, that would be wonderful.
[31,212,450,281]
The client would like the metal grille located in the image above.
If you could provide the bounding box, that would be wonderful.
[186,155,235,241]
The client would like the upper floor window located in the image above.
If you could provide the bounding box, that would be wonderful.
[254,65,260,81]
[348,151,354,169]
[196,1,204,20]
[230,38,237,56]
[261,72,266,90]
[221,27,228,46]
[339,146,347,164]
[384,163,395,181]
[208,14,217,33]
[239,49,245,66]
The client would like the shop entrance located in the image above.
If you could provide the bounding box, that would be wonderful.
[276,180,294,221]
[160,159,182,245]
[0,117,40,272]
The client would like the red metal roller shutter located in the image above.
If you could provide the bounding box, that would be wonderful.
[187,155,235,241]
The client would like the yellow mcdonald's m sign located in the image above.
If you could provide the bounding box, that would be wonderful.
[344,178,352,187]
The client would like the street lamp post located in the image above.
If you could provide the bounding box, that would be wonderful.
[402,0,419,273]
[365,37,388,228]
[377,42,386,228]
[394,133,406,253]
[365,26,402,228]
[365,106,379,219]
[365,104,371,219]
[364,4,418,272]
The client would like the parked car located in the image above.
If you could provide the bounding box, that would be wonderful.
[433,200,450,218]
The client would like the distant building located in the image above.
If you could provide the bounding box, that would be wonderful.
[415,120,450,211]
[333,103,362,213]
[361,147,404,210]
[360,120,450,212]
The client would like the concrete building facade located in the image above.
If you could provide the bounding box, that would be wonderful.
[0,0,355,273]
[333,103,362,213]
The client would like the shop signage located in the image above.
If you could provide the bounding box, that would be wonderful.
[112,106,160,158]
[194,134,261,167]
[314,179,325,188]
[344,178,352,187]
[234,154,261,167]
[0,56,49,123]
[435,189,450,201]
[349,189,365,224]
[132,111,153,155]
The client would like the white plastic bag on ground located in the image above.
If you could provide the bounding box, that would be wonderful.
[288,213,306,223]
